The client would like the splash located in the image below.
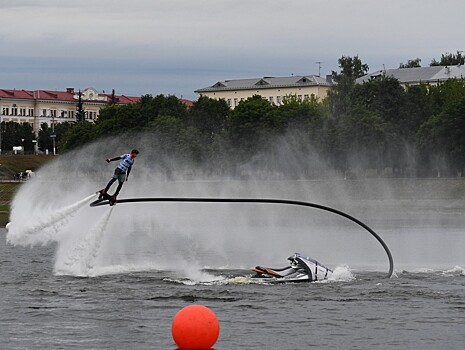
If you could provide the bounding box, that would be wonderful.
[55,207,114,276]
[6,133,462,278]
[6,194,95,246]
[442,266,465,276]
[326,265,355,282]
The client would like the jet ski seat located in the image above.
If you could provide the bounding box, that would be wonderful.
[253,265,297,278]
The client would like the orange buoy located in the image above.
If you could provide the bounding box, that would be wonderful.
[172,304,220,349]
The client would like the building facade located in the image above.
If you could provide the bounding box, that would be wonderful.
[195,75,331,108]
[356,65,465,87]
[0,87,140,132]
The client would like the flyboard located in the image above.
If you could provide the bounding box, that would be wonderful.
[89,196,394,278]
[90,191,117,206]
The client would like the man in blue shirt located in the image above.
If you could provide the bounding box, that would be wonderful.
[99,149,139,204]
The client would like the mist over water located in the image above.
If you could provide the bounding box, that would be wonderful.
[5,133,465,279]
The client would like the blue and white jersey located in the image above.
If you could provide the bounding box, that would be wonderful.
[116,154,135,172]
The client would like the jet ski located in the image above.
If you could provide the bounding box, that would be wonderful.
[251,253,332,283]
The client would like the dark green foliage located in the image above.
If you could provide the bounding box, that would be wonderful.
[38,122,72,153]
[339,106,387,172]
[76,90,85,123]
[418,97,465,175]
[57,56,465,178]
[109,89,117,105]
[399,58,421,68]
[58,121,96,151]
[328,55,369,116]
[0,122,35,152]
[188,96,229,143]
[430,51,465,66]
[227,95,282,160]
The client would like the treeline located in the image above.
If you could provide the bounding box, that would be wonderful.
[31,55,465,178]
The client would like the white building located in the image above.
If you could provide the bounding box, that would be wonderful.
[356,65,465,87]
[196,75,332,108]
[0,87,140,132]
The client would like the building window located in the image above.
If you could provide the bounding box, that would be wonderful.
[50,110,57,118]
[2,107,9,115]
[69,111,74,119]
[268,97,274,104]
[19,108,26,116]
[298,95,302,102]
[234,98,238,107]
[304,94,309,100]
[227,99,231,107]
[12,107,18,116]
[42,109,47,117]
[276,96,281,104]
[28,109,34,116]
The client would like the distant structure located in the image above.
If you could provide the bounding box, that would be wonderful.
[356,65,465,87]
[195,75,332,109]
[0,87,139,131]
[0,87,193,132]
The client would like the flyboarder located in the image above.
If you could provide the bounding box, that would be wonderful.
[99,149,139,205]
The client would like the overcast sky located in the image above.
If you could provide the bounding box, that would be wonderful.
[1,0,463,100]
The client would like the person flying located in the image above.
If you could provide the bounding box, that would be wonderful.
[99,149,139,205]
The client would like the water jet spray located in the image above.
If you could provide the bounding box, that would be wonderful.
[90,196,394,278]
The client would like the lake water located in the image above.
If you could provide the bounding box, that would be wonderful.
[1,178,465,349]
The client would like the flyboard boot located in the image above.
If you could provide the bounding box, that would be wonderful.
[110,183,123,206]
[98,189,107,200]
[109,193,118,206]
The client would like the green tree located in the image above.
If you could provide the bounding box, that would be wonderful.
[188,96,229,143]
[430,51,465,66]
[38,123,52,151]
[418,97,465,176]
[58,121,96,152]
[350,76,412,174]
[403,84,434,139]
[278,95,328,154]
[328,55,369,116]
[337,106,387,174]
[177,126,204,166]
[0,122,35,152]
[227,95,281,159]
[96,103,143,135]
[351,76,406,127]
[109,89,117,105]
[263,95,329,178]
[38,122,73,153]
[183,96,230,168]
[399,58,421,68]
[76,90,85,123]
[428,78,465,114]
[97,94,188,134]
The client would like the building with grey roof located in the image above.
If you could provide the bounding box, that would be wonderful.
[356,65,465,86]
[195,75,331,108]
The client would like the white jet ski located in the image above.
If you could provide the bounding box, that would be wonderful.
[251,253,332,282]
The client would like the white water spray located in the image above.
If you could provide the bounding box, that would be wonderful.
[6,134,464,278]
[55,206,114,276]
[7,194,95,246]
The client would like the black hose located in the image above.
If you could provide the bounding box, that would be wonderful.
[90,197,394,278]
